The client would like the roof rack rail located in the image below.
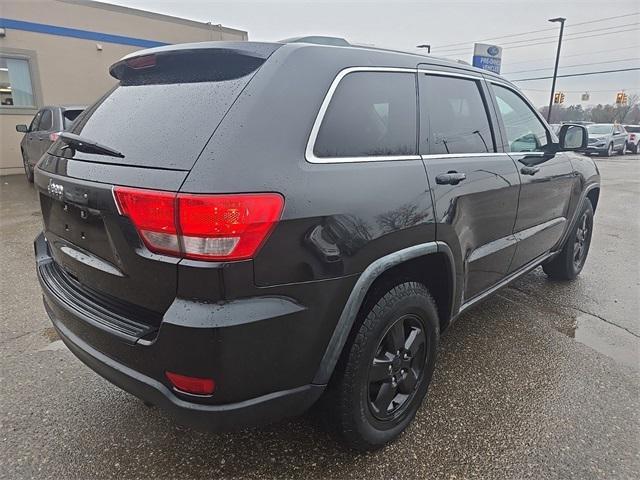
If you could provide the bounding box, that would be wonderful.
[279,36,350,47]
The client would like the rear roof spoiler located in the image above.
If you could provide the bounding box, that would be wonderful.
[109,41,281,80]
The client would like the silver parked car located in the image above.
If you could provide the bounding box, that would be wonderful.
[585,123,628,157]
[16,105,85,182]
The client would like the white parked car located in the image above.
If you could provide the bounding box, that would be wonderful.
[623,125,640,154]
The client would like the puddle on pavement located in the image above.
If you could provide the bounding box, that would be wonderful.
[560,313,639,370]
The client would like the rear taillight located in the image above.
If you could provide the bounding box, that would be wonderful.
[49,132,60,142]
[113,187,284,261]
[630,134,636,140]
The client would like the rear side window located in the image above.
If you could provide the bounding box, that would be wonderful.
[39,109,53,131]
[493,84,549,152]
[419,74,494,155]
[625,126,640,133]
[62,109,83,129]
[313,72,417,158]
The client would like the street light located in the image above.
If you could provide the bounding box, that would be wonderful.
[416,44,431,53]
[547,17,566,122]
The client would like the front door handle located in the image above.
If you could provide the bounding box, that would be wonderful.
[520,166,540,176]
[435,171,467,185]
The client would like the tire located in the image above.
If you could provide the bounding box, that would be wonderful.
[22,151,34,183]
[334,281,439,450]
[543,198,594,280]
[602,143,613,157]
[632,143,639,154]
[618,142,627,155]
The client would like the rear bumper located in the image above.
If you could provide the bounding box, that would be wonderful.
[35,232,325,430]
[49,314,322,430]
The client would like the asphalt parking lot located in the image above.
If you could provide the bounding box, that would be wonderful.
[1,155,639,479]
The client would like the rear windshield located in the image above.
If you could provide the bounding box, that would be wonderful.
[62,109,83,129]
[624,125,640,133]
[53,50,271,170]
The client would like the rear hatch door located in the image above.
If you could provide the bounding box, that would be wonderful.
[37,43,279,316]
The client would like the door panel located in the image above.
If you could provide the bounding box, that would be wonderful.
[488,83,576,272]
[424,156,520,300]
[418,72,520,301]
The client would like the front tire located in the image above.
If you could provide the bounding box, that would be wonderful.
[335,282,439,450]
[618,142,627,155]
[543,198,594,280]
[602,143,613,157]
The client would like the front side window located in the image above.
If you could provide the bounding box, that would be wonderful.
[28,110,42,131]
[493,84,549,152]
[313,71,417,158]
[0,56,36,107]
[420,74,494,154]
[39,109,53,131]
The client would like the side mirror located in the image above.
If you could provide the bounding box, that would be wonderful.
[16,124,28,133]
[558,124,587,151]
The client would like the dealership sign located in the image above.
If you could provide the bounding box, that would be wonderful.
[472,43,502,74]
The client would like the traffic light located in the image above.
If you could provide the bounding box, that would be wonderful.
[554,92,565,104]
[616,92,628,105]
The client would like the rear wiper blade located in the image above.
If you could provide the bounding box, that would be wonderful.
[58,132,125,158]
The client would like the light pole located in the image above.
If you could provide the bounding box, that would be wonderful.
[547,17,566,122]
[416,44,431,53]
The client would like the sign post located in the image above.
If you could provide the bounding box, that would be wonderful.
[472,43,502,74]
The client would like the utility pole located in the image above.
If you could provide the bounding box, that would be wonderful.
[547,17,566,122]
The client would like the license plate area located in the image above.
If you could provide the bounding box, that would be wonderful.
[39,193,116,264]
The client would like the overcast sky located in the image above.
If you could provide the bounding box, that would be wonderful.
[109,0,639,107]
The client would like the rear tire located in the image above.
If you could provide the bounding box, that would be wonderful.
[22,151,34,183]
[334,282,439,450]
[543,198,594,280]
[632,143,639,154]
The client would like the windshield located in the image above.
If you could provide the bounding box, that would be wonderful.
[587,124,613,135]
[624,126,640,133]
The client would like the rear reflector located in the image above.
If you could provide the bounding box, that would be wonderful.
[113,187,283,261]
[165,371,215,395]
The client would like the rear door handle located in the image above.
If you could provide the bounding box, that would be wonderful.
[520,166,540,176]
[435,171,467,185]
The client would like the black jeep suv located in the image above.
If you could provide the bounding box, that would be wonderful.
[34,39,600,450]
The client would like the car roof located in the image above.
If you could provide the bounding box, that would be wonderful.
[117,39,507,84]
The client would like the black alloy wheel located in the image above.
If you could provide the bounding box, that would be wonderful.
[573,210,591,271]
[368,314,427,420]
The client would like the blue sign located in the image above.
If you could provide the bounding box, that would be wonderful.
[472,43,502,74]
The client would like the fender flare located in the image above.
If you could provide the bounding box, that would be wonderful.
[312,241,455,385]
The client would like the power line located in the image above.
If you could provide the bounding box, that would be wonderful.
[437,27,640,57]
[436,22,639,54]
[431,12,639,50]
[502,45,640,67]
[503,57,640,75]
[511,67,640,82]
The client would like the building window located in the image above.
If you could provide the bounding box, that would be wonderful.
[0,56,36,107]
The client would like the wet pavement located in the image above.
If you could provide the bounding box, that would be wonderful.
[1,156,639,479]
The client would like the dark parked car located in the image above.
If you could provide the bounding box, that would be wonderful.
[16,105,85,182]
[33,40,600,450]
